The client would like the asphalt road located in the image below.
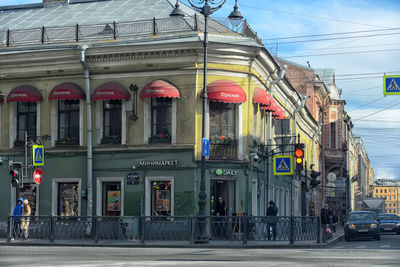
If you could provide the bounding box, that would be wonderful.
[0,234,399,267]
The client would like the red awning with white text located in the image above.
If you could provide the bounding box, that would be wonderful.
[49,82,85,100]
[206,79,246,103]
[92,82,130,101]
[140,80,180,98]
[7,85,43,102]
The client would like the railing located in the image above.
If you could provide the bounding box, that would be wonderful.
[209,141,238,160]
[7,215,320,244]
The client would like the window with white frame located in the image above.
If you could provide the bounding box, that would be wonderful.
[17,102,37,143]
[102,100,122,144]
[57,100,80,146]
[149,98,172,143]
[209,102,236,143]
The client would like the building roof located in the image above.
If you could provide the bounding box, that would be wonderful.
[314,68,342,100]
[0,0,227,32]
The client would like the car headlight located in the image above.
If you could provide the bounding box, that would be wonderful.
[396,222,400,227]
[348,224,356,229]
[370,223,377,229]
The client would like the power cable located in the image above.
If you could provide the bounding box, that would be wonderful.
[352,101,400,121]
[347,96,385,112]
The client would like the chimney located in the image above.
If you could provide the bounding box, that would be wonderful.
[43,0,69,5]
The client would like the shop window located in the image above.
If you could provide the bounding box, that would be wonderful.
[149,98,172,143]
[385,189,387,193]
[380,189,382,193]
[15,102,36,147]
[56,100,79,146]
[58,183,79,216]
[209,102,236,144]
[375,189,378,193]
[102,182,121,216]
[102,100,122,144]
[151,181,171,216]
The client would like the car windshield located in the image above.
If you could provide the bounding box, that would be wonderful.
[349,213,376,221]
[378,214,398,220]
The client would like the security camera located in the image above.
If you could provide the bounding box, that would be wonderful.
[132,165,136,170]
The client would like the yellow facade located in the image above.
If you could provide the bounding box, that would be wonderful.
[373,186,400,215]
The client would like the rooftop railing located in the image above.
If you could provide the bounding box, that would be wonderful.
[0,16,261,49]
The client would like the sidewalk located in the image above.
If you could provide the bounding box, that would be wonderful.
[0,227,343,249]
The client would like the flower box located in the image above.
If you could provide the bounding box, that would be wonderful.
[56,137,79,146]
[101,135,121,145]
[149,134,171,144]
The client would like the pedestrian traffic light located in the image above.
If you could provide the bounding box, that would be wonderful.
[10,169,20,187]
[294,143,304,171]
[310,170,321,188]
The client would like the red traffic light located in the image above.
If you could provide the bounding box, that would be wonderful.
[295,148,304,158]
[10,170,19,177]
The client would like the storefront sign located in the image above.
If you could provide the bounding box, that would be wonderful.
[127,172,140,185]
[107,191,121,212]
[215,169,238,176]
[139,160,179,167]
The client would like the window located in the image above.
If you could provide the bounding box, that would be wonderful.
[209,102,236,143]
[380,189,383,193]
[102,182,121,216]
[17,102,36,141]
[102,100,122,144]
[389,189,391,193]
[57,100,79,146]
[151,181,171,216]
[330,122,336,148]
[58,183,79,216]
[375,189,378,193]
[385,189,387,193]
[149,98,172,143]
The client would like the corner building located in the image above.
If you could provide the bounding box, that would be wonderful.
[0,0,319,221]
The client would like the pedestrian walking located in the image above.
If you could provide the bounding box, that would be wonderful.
[215,196,227,238]
[266,200,278,241]
[21,199,31,240]
[11,198,24,240]
[320,204,330,243]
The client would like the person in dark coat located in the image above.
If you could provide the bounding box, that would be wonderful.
[11,198,24,240]
[320,204,330,242]
[266,200,278,240]
[214,196,227,238]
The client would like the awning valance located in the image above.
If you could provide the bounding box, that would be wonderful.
[92,82,130,101]
[206,79,246,103]
[253,87,271,106]
[140,80,180,98]
[7,85,43,102]
[49,83,85,100]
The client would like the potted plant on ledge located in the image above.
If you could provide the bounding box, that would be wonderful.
[56,137,79,146]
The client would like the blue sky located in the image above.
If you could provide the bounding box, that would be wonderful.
[1,0,400,178]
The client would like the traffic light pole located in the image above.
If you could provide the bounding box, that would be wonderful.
[301,162,307,217]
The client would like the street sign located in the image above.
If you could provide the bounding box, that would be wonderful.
[273,155,293,176]
[32,145,44,166]
[383,75,400,95]
[33,168,44,184]
[202,138,210,156]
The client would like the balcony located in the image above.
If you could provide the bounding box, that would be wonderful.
[209,140,238,160]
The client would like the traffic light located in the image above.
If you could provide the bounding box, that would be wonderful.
[310,170,321,189]
[294,143,304,172]
[10,169,20,188]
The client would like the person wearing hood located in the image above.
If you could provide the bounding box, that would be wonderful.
[11,198,24,240]
[266,201,278,241]
[21,199,31,239]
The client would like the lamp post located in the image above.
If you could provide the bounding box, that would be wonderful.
[170,0,242,243]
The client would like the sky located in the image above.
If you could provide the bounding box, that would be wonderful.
[1,0,400,179]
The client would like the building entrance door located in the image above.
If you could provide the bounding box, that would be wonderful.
[210,179,236,216]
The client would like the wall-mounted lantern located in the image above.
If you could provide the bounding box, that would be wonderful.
[129,84,138,121]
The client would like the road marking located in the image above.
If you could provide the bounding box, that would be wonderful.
[356,246,366,249]
[335,246,344,248]
[380,245,391,249]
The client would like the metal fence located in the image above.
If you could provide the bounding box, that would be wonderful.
[7,215,320,244]
[0,16,262,48]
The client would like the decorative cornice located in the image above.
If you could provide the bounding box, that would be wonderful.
[87,49,198,63]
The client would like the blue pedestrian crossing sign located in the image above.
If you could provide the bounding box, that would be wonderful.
[383,75,400,95]
[32,145,44,166]
[202,138,210,157]
[273,155,293,176]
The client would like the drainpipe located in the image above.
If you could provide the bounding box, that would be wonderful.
[266,64,287,210]
[312,122,322,166]
[79,45,93,216]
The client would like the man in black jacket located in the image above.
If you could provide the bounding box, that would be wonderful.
[266,201,278,240]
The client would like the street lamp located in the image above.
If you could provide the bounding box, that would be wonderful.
[170,0,242,243]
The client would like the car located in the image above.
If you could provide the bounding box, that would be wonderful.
[344,211,380,241]
[378,213,400,234]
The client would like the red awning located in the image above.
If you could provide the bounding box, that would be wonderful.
[253,87,271,106]
[140,80,180,98]
[7,85,43,102]
[261,100,278,112]
[92,82,130,101]
[272,106,286,119]
[49,83,85,100]
[206,79,246,103]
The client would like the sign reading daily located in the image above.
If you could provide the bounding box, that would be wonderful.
[139,160,179,166]
[215,169,238,176]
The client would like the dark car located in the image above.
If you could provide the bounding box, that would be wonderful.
[344,211,380,241]
[378,213,400,234]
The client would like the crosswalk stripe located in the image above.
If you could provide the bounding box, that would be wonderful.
[335,246,344,248]
[356,246,366,249]
[380,245,391,248]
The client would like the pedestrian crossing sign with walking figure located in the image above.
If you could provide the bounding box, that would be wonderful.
[383,75,400,95]
[32,145,44,166]
[273,155,293,176]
